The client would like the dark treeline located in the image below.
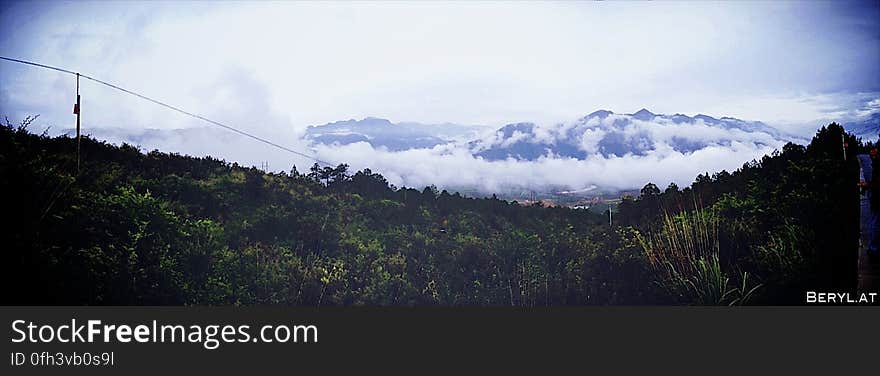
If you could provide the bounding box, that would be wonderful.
[0,118,865,305]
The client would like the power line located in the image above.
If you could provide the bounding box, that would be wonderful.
[0,56,77,75]
[0,56,334,167]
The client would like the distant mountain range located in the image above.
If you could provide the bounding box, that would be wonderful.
[303,117,488,151]
[304,109,789,161]
[468,109,785,161]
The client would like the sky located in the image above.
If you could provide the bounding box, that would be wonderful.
[1,0,879,191]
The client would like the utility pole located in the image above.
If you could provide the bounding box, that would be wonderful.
[74,73,81,172]
[842,133,847,161]
[608,206,612,227]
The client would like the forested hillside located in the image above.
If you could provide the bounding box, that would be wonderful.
[0,117,864,305]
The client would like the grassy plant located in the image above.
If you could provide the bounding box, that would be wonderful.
[638,210,761,305]
[753,221,808,279]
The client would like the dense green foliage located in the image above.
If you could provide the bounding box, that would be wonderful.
[0,118,861,305]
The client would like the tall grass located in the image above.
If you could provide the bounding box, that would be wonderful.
[637,209,761,305]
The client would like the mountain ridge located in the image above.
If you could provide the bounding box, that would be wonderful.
[304,117,488,151]
[303,109,786,158]
[469,109,787,161]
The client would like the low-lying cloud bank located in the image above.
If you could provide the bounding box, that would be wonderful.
[311,138,784,193]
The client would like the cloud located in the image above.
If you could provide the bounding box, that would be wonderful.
[310,133,783,193]
[74,125,321,175]
[857,97,880,118]
[578,128,606,154]
[37,68,320,171]
[2,1,878,136]
[468,112,789,156]
[499,130,531,148]
[301,112,793,193]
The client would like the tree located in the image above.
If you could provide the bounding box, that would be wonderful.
[640,183,661,198]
